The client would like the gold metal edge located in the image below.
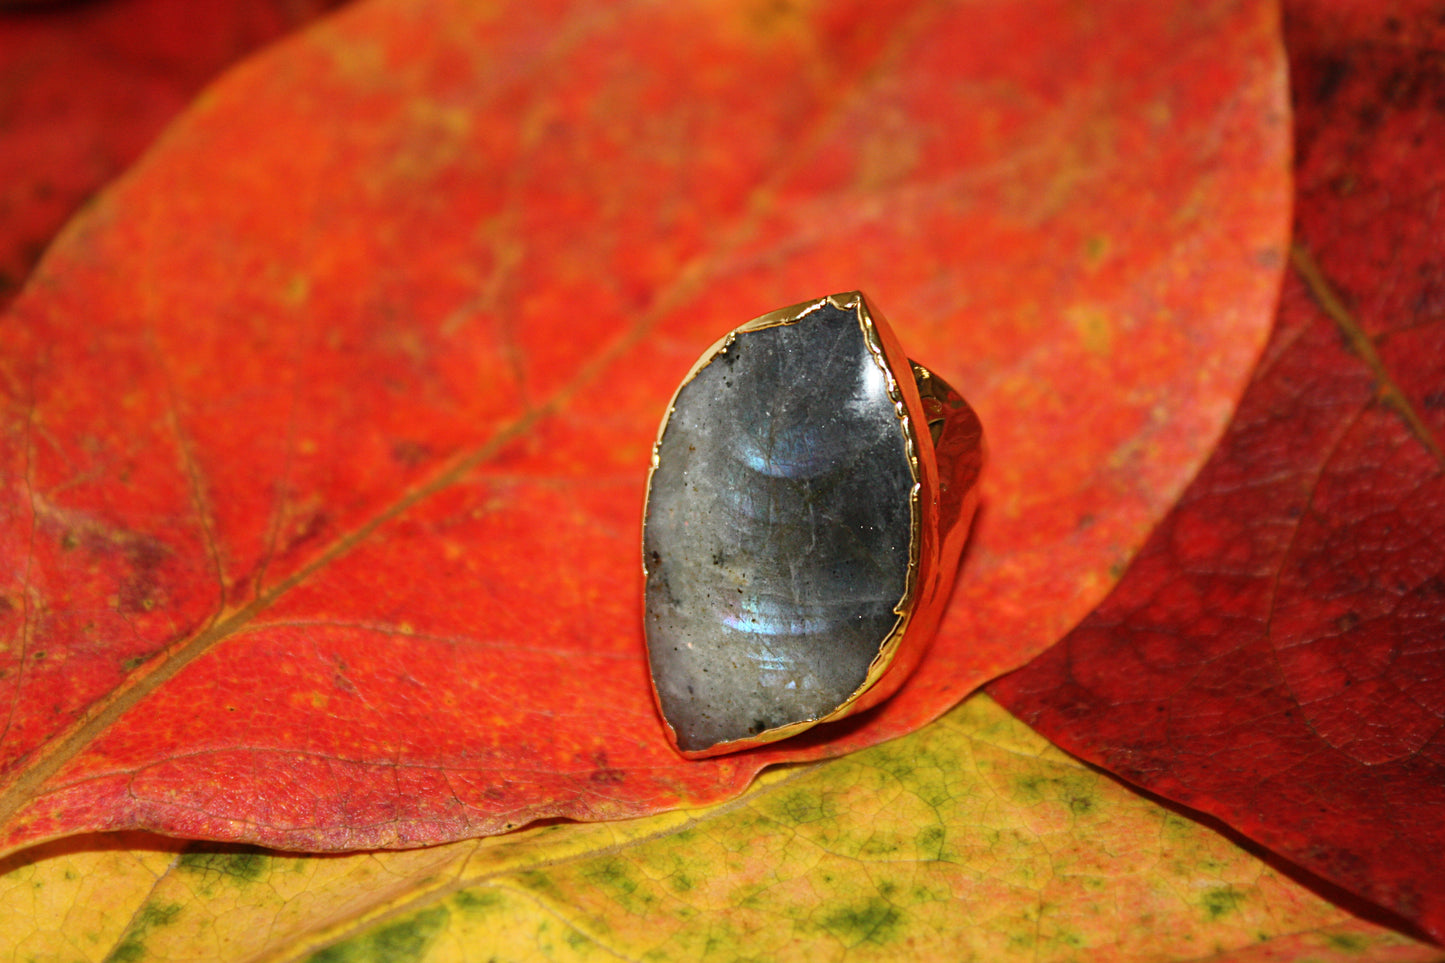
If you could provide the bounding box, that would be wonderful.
[811,291,930,725]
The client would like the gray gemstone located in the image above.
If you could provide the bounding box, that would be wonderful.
[643,300,915,753]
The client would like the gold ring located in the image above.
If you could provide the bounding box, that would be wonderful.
[642,292,984,758]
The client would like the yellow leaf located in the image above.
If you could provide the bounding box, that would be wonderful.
[2,696,1437,962]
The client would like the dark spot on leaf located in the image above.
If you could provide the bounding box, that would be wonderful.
[452,889,504,913]
[586,858,640,904]
[1327,932,1368,951]
[178,847,268,884]
[1201,886,1245,919]
[307,906,448,963]
[1356,102,1383,130]
[916,825,945,856]
[1254,246,1283,269]
[287,511,330,554]
[820,897,903,946]
[108,941,146,963]
[106,901,184,963]
[1313,55,1350,105]
[67,527,171,616]
[780,789,825,823]
[1381,64,1420,106]
[1330,172,1359,197]
[390,439,432,467]
[515,870,561,898]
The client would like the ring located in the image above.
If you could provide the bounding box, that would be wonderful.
[642,292,984,758]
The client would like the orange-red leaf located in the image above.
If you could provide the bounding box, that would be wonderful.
[0,0,346,308]
[0,0,1288,852]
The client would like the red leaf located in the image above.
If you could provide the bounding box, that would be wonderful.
[991,0,1445,944]
[0,0,1287,852]
[0,0,347,308]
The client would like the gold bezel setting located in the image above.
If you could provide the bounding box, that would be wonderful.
[642,292,983,758]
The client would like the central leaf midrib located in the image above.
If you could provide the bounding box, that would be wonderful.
[1290,242,1445,463]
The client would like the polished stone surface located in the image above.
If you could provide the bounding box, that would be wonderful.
[644,302,914,753]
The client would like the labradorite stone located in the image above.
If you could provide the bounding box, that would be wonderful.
[644,302,915,753]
